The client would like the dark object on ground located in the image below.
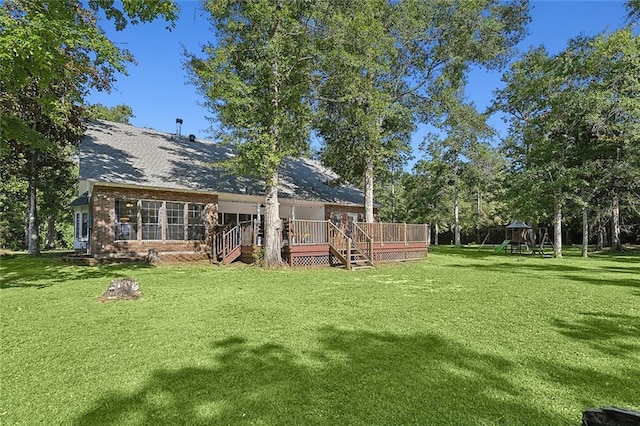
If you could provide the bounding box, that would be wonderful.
[99,278,140,302]
[582,407,640,426]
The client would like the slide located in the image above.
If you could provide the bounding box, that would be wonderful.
[494,240,510,253]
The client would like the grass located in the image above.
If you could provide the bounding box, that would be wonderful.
[1,247,639,425]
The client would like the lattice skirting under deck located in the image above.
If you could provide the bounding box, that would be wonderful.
[373,250,426,262]
[290,253,343,267]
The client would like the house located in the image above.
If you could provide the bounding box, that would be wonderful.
[71,120,428,267]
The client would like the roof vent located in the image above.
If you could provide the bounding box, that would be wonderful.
[175,118,183,138]
[188,134,196,142]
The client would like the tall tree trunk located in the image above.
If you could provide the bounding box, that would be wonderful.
[364,154,374,223]
[263,170,282,266]
[476,188,481,244]
[596,212,604,251]
[434,222,439,245]
[610,191,621,251]
[454,183,461,247]
[581,207,588,257]
[553,199,562,258]
[27,155,40,256]
[45,214,56,250]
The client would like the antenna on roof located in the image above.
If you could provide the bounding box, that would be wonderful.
[175,118,183,138]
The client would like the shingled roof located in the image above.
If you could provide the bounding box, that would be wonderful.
[79,120,366,205]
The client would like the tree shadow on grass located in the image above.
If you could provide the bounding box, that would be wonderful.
[529,357,640,412]
[75,328,569,425]
[563,274,640,289]
[551,312,640,358]
[429,246,502,260]
[445,260,640,290]
[0,254,152,289]
[447,261,590,274]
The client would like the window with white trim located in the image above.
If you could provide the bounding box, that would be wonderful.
[115,200,138,240]
[187,203,205,240]
[142,200,163,240]
[166,202,184,240]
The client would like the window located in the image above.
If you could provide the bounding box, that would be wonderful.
[187,203,205,240]
[142,200,163,240]
[166,202,184,240]
[239,214,253,223]
[221,213,238,226]
[115,200,138,240]
[81,212,89,239]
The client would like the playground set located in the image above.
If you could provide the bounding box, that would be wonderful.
[479,221,553,256]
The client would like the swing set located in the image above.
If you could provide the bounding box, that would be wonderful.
[479,221,553,256]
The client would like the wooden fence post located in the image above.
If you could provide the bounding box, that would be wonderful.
[404,222,407,246]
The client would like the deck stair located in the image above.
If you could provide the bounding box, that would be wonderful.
[212,225,242,265]
[327,222,373,270]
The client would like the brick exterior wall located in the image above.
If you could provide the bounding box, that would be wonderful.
[324,204,369,228]
[90,185,218,255]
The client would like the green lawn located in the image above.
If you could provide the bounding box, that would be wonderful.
[1,247,639,425]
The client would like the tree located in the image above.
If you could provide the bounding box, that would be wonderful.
[495,29,640,256]
[315,0,529,222]
[315,0,413,223]
[463,139,507,244]
[627,0,640,20]
[86,103,135,124]
[575,29,640,251]
[424,99,495,247]
[405,142,452,245]
[1,0,177,255]
[495,47,575,258]
[186,0,316,266]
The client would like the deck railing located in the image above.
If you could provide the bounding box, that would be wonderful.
[356,222,428,244]
[282,220,428,246]
[229,219,429,248]
[287,219,328,245]
[328,221,348,251]
[405,224,428,244]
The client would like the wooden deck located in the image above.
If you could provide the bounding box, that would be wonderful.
[216,219,429,268]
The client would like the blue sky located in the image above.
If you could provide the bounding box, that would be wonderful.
[86,1,632,163]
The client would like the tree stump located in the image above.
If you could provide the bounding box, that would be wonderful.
[99,278,140,302]
[147,248,161,265]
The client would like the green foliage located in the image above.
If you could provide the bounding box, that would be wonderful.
[251,245,265,266]
[315,0,411,185]
[0,165,28,250]
[626,0,640,20]
[186,0,318,266]
[495,28,640,248]
[316,0,529,221]
[186,0,315,181]
[0,0,177,254]
[1,249,638,424]
[86,103,135,124]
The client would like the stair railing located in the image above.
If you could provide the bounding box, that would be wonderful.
[351,222,373,265]
[327,221,351,269]
[221,225,241,261]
